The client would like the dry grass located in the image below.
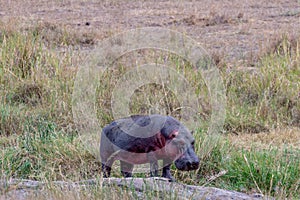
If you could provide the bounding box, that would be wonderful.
[228,128,300,150]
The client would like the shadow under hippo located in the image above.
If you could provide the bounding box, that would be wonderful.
[100,114,199,182]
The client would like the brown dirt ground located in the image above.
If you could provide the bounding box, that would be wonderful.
[1,0,300,65]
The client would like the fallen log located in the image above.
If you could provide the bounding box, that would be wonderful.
[0,178,267,200]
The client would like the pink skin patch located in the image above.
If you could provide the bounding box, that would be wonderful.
[117,130,184,164]
[165,130,187,161]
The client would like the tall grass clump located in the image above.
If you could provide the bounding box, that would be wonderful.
[0,23,76,136]
[225,36,300,133]
[95,50,210,127]
[0,23,100,182]
[220,147,299,198]
[0,117,100,181]
[94,36,300,133]
[187,131,300,199]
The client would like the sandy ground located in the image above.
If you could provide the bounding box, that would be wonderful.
[1,0,300,64]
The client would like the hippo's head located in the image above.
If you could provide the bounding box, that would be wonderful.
[162,117,200,171]
[172,129,199,171]
[174,144,199,171]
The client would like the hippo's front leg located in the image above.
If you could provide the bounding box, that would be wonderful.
[148,152,159,177]
[102,163,111,178]
[162,159,176,182]
[120,161,134,177]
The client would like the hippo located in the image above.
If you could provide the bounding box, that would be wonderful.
[100,114,199,181]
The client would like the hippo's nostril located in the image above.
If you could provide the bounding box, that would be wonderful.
[192,161,199,169]
[186,161,192,168]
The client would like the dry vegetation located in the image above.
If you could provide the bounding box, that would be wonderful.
[0,0,300,199]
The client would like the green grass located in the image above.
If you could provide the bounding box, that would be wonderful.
[0,118,100,181]
[222,147,300,198]
[224,41,300,132]
[174,130,300,198]
[0,22,299,199]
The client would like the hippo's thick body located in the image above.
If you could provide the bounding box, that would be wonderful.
[100,114,199,181]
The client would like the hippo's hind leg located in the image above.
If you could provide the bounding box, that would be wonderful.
[120,161,134,177]
[100,128,116,178]
[101,152,116,178]
[162,159,176,182]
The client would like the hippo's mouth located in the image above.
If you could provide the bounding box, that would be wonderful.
[174,158,199,171]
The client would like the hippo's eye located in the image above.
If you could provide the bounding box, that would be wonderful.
[191,141,195,146]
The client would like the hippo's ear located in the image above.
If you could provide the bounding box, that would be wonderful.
[169,131,179,139]
[191,130,194,135]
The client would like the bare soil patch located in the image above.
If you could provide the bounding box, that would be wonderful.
[1,0,300,64]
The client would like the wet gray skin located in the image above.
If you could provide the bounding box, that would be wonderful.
[100,114,199,182]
